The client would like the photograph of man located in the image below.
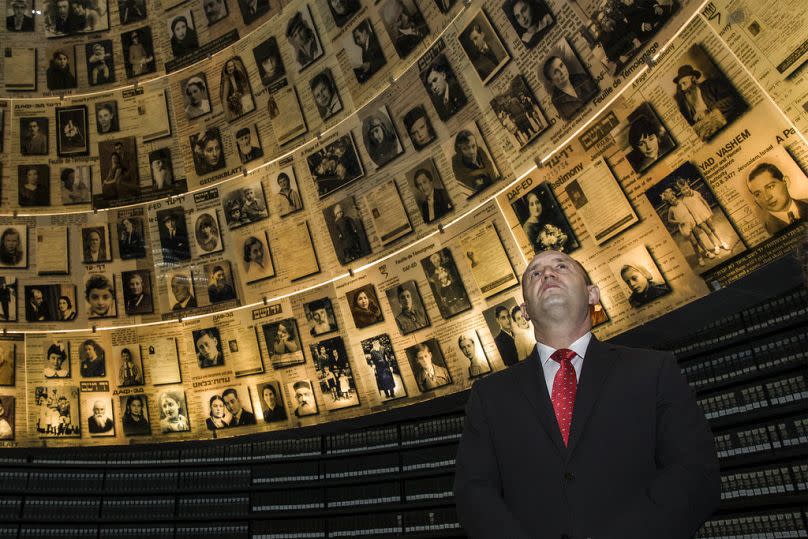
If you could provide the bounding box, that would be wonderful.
[290,380,318,417]
[584,9,636,73]
[46,47,78,90]
[345,18,387,83]
[120,395,150,436]
[222,184,269,228]
[454,250,719,538]
[625,103,675,173]
[324,197,372,265]
[407,160,453,224]
[386,280,430,335]
[79,339,106,377]
[0,227,26,268]
[220,57,256,122]
[502,0,553,48]
[490,75,547,149]
[285,8,323,71]
[117,347,143,386]
[122,270,153,315]
[241,233,274,283]
[20,118,48,155]
[191,128,227,175]
[45,0,79,34]
[379,0,428,59]
[458,10,510,84]
[253,36,286,87]
[541,39,598,122]
[458,331,491,378]
[307,134,365,198]
[274,169,303,216]
[310,337,359,409]
[157,208,191,263]
[25,286,52,322]
[361,107,403,168]
[304,298,337,336]
[81,226,111,263]
[238,0,268,24]
[95,101,119,134]
[87,399,114,434]
[326,0,359,27]
[746,161,807,234]
[182,75,212,120]
[447,124,500,198]
[0,278,18,322]
[169,272,196,310]
[310,69,342,121]
[406,339,451,392]
[203,0,227,25]
[257,382,287,423]
[168,12,199,58]
[223,387,256,426]
[420,249,472,318]
[204,263,237,304]
[7,0,34,31]
[121,27,156,78]
[421,54,467,121]
[235,126,264,164]
[194,328,224,368]
[149,148,175,191]
[18,165,51,207]
[194,211,223,255]
[485,301,519,367]
[610,246,672,308]
[118,0,146,24]
[362,335,406,400]
[403,106,436,150]
[85,40,115,86]
[117,217,146,259]
[84,273,117,319]
[511,182,578,254]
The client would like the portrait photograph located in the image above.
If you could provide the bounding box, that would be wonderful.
[455,330,491,378]
[121,27,156,78]
[167,269,196,311]
[221,182,269,229]
[85,40,115,86]
[83,395,115,436]
[59,166,92,205]
[118,0,146,24]
[202,261,238,305]
[271,166,304,216]
[510,181,578,255]
[18,165,51,207]
[0,110,4,152]
[19,117,48,156]
[84,272,118,319]
[310,336,359,411]
[190,128,227,176]
[0,277,19,322]
[253,36,286,88]
[181,74,212,120]
[43,0,109,37]
[0,226,27,269]
[490,75,547,150]
[78,338,106,377]
[342,18,387,84]
[307,133,364,198]
[120,395,151,436]
[113,344,144,387]
[240,231,275,284]
[379,0,429,59]
[432,0,455,14]
[385,280,430,335]
[25,284,75,322]
[203,0,228,25]
[458,8,510,85]
[346,283,384,329]
[623,103,676,173]
[149,148,176,192]
[6,0,34,32]
[263,318,305,369]
[238,0,269,25]
[96,137,140,204]
[645,162,743,274]
[158,390,191,433]
[202,385,256,430]
[406,338,452,393]
[323,195,372,265]
[325,0,359,27]
[81,225,112,264]
[403,105,437,151]
[420,52,468,122]
[442,120,501,199]
[194,209,224,256]
[284,7,323,72]
[360,334,407,400]
[420,248,472,319]
[167,10,199,59]
[234,124,264,164]
[122,269,154,315]
[45,45,78,91]
[193,327,225,369]
[256,381,288,423]
[156,207,192,263]
[95,101,119,134]
[405,158,453,224]
[540,37,598,123]
[0,396,13,441]
[608,245,672,309]
[56,105,88,157]
[117,215,146,259]
[288,379,319,417]
[303,297,337,337]
[220,56,256,122]
[0,341,15,385]
[482,297,535,367]
[34,386,80,437]
[502,0,553,49]
[309,68,342,121]
[361,106,404,169]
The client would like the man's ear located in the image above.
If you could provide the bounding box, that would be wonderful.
[520,302,529,321]
[587,284,601,307]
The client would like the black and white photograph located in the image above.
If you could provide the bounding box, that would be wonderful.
[194,209,224,256]
[113,345,144,387]
[85,40,115,86]
[79,338,106,377]
[511,181,578,255]
[456,330,491,378]
[361,334,407,400]
[121,27,156,78]
[221,182,269,228]
[45,45,78,90]
[34,386,80,437]
[540,38,598,122]
[323,196,372,265]
[202,0,228,25]
[342,18,387,84]
[167,269,196,310]
[234,124,264,164]
[458,9,510,84]
[0,342,14,386]
[25,285,76,322]
[253,36,286,87]
[405,158,453,224]
[6,0,34,31]
[56,105,88,157]
[288,379,319,417]
[284,7,323,71]
[193,327,225,368]
[120,395,151,436]
[623,103,676,173]
[19,117,48,155]
[0,277,19,322]
[307,133,364,198]
[237,0,269,25]
[645,162,743,273]
[379,0,428,59]
[43,0,109,36]
[181,74,212,120]
[432,0,455,14]
[157,207,192,263]
[167,10,199,58]
[443,120,500,199]
[149,148,176,192]
[203,385,256,429]
[43,341,70,378]
[482,297,535,367]
[0,396,13,441]
[0,110,4,152]
[490,76,547,149]
[256,381,288,423]
[117,215,146,259]
[346,283,384,329]
[18,165,50,207]
[608,245,672,308]
[325,0,359,27]
[271,167,304,216]
[81,225,112,263]
[190,127,227,175]
[263,318,305,368]
[158,390,191,433]
[303,297,337,336]
[240,231,275,283]
[203,261,238,304]
[361,106,404,169]
[420,248,471,319]
[0,226,27,269]
[310,336,359,411]
[502,0,553,48]
[406,338,452,392]
[402,105,436,151]
[420,52,467,122]
[385,280,430,335]
[83,395,115,436]
[118,0,146,24]
[96,137,139,203]
[665,44,748,141]
[122,269,154,315]
[220,57,256,122]
[83,272,117,319]
[309,68,343,121]
[95,101,119,134]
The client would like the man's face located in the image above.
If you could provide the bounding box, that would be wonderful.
[398,290,412,310]
[636,133,659,159]
[237,133,251,152]
[29,122,39,135]
[290,27,307,48]
[204,0,223,20]
[459,138,478,162]
[88,232,100,252]
[244,188,255,202]
[197,334,218,361]
[415,348,433,371]
[677,75,695,92]
[88,287,113,314]
[414,172,433,195]
[262,56,278,75]
[369,122,385,144]
[32,290,43,305]
[171,278,189,301]
[622,268,649,294]
[353,27,368,46]
[97,108,113,130]
[427,69,447,96]
[496,309,511,331]
[57,0,69,19]
[597,13,615,32]
[3,233,19,253]
[12,3,24,17]
[748,171,790,212]
[26,169,39,185]
[313,82,331,108]
[84,344,95,358]
[469,28,487,53]
[333,204,344,220]
[223,393,242,415]
[513,0,533,29]
[295,386,313,407]
[459,337,474,359]
[128,275,143,296]
[330,0,347,15]
[129,399,143,418]
[93,403,105,418]
[547,58,569,88]
[278,176,290,190]
[521,251,596,327]
[409,117,431,146]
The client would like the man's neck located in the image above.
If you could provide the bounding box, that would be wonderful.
[535,325,591,349]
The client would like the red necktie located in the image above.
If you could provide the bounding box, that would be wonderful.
[550,348,578,446]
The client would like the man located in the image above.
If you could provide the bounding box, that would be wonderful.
[124,271,152,315]
[383,0,427,58]
[237,0,269,24]
[492,305,518,366]
[195,329,223,368]
[88,400,113,434]
[403,106,436,150]
[277,172,303,215]
[286,12,321,68]
[82,229,106,263]
[423,59,466,120]
[451,130,498,196]
[26,288,50,321]
[184,77,211,119]
[222,388,257,426]
[241,187,268,221]
[413,167,452,223]
[118,218,144,259]
[465,22,500,81]
[672,64,744,139]
[235,127,263,164]
[170,274,196,310]
[327,0,359,26]
[207,266,236,303]
[160,213,190,262]
[412,343,450,391]
[352,21,385,83]
[50,0,79,34]
[594,11,635,66]
[7,0,34,31]
[746,162,808,234]
[459,334,490,377]
[331,203,368,264]
[454,251,720,537]
[22,120,47,155]
[0,228,24,267]
[293,381,317,416]
[310,71,342,120]
[203,0,227,24]
[543,55,598,122]
[394,284,428,334]
[96,103,117,134]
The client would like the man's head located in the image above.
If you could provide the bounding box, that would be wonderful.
[426,64,449,96]
[333,204,344,220]
[746,162,791,213]
[29,120,40,135]
[86,230,101,252]
[673,65,700,92]
[235,128,252,153]
[196,329,219,362]
[311,73,334,109]
[286,13,312,47]
[458,335,475,359]
[56,0,69,19]
[414,168,435,196]
[404,107,434,148]
[31,288,43,305]
[495,306,512,331]
[25,167,39,185]
[293,381,313,409]
[11,0,26,18]
[277,172,291,190]
[171,274,191,301]
[397,285,413,311]
[414,343,433,372]
[543,56,569,89]
[203,0,225,21]
[596,11,616,32]
[454,131,478,163]
[352,24,369,46]
[468,24,488,54]
[222,388,242,415]
[97,104,114,131]
[93,401,105,418]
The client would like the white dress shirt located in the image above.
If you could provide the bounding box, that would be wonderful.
[536,332,592,395]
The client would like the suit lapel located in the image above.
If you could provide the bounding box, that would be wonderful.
[516,348,566,457]
[566,337,615,458]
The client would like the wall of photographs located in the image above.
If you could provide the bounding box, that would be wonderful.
[0,0,805,446]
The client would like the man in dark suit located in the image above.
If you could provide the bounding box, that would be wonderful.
[413,168,452,223]
[159,213,191,262]
[170,274,197,311]
[7,0,34,31]
[423,57,467,121]
[222,388,256,426]
[492,305,518,367]
[746,162,807,235]
[455,250,720,538]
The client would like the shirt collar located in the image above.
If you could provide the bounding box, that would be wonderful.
[770,200,801,223]
[536,332,592,366]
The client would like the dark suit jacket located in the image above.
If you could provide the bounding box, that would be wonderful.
[232,410,256,426]
[454,338,720,539]
[6,15,34,31]
[419,188,453,223]
[761,198,808,235]
[493,329,518,367]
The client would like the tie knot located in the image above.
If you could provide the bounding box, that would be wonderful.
[551,348,576,364]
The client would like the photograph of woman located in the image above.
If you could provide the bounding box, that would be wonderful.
[191,128,226,175]
[168,12,198,58]
[44,343,70,378]
[205,394,229,430]
[159,391,190,433]
[241,233,274,283]
[347,284,384,328]
[258,382,287,423]
[123,28,155,78]
[512,183,578,254]
[121,395,150,436]
[57,295,77,321]
[502,0,553,48]
[220,57,255,122]
[361,108,403,169]
[262,318,304,368]
[46,48,77,90]
[194,211,223,255]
